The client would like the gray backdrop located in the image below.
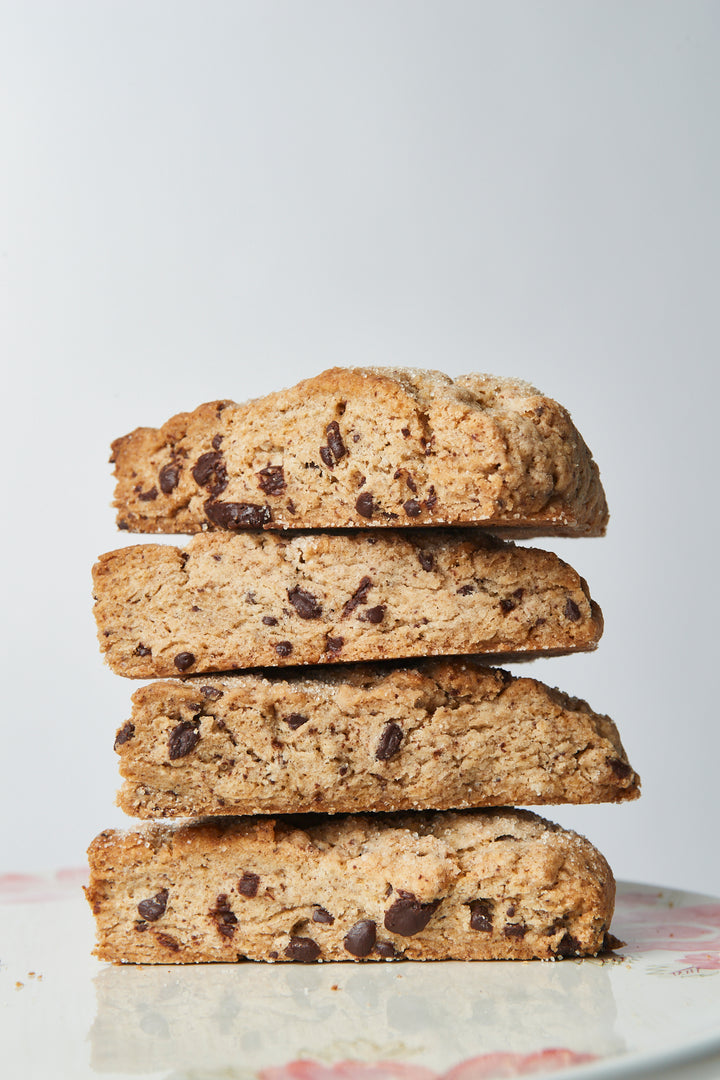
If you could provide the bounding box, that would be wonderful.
[3,0,719,895]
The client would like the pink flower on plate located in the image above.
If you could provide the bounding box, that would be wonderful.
[442,1049,597,1078]
[613,893,720,972]
[260,1051,597,1080]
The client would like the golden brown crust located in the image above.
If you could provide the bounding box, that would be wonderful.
[115,660,639,817]
[92,529,603,678]
[110,368,608,537]
[85,808,616,963]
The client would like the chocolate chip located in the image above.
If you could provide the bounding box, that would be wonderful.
[503,923,527,938]
[376,722,403,761]
[357,475,366,488]
[325,635,344,653]
[114,722,135,750]
[174,652,196,672]
[286,499,296,514]
[499,598,516,613]
[262,615,278,626]
[159,463,180,494]
[342,576,373,617]
[457,584,475,596]
[401,427,411,438]
[275,641,293,658]
[168,719,201,759]
[556,932,581,957]
[602,931,625,953]
[355,492,375,518]
[374,941,399,958]
[257,465,286,495]
[319,446,334,469]
[364,605,385,624]
[134,643,152,656]
[284,936,321,962]
[512,588,524,601]
[212,434,223,450]
[137,889,169,921]
[285,713,309,730]
[425,486,438,510]
[507,905,516,917]
[609,757,633,780]
[326,421,347,461]
[313,907,335,925]
[138,486,158,501]
[134,921,148,932]
[384,895,441,936]
[210,894,238,938]
[403,499,421,518]
[269,950,279,959]
[564,598,581,622]
[468,899,493,932]
[287,586,322,619]
[193,451,224,487]
[405,475,417,493]
[238,872,260,898]
[200,685,224,700]
[344,919,377,957]
[154,932,179,951]
[204,500,272,529]
[418,552,435,572]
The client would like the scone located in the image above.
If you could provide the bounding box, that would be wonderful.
[92,529,603,677]
[115,660,639,817]
[85,808,616,963]
[110,368,607,537]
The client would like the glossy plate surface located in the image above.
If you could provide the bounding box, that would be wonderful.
[1,877,719,1080]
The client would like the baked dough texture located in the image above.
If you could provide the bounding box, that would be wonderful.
[115,660,639,818]
[85,808,616,963]
[92,529,603,678]
[110,368,608,537]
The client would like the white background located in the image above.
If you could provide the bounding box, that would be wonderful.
[2,1,719,896]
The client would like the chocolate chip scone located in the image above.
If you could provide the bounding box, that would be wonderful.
[116,660,639,818]
[85,809,616,963]
[110,368,607,537]
[92,529,603,677]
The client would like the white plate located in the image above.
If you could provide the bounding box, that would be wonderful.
[1,876,719,1080]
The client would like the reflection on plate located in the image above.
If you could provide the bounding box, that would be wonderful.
[1,879,719,1080]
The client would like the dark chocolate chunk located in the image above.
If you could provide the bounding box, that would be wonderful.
[284,936,321,962]
[425,486,437,510]
[344,919,377,958]
[468,899,493,932]
[499,598,516,613]
[134,920,148,932]
[312,907,335,925]
[204,499,272,529]
[262,615,278,626]
[403,498,422,518]
[602,931,625,953]
[192,451,224,487]
[355,492,375,518]
[212,434,223,450]
[512,588,524,601]
[154,932,179,951]
[405,475,417,493]
[609,757,633,780]
[159,463,180,494]
[418,551,435,572]
[326,421,347,461]
[257,465,286,495]
[174,652,196,672]
[200,685,224,700]
[133,643,152,656]
[114,722,135,750]
[325,635,344,653]
[374,940,399,958]
[375,722,403,761]
[556,932,581,957]
[503,923,527,939]
[269,950,279,959]
[210,894,238,938]
[168,719,201,759]
[138,486,158,501]
[286,499,296,514]
[137,889,169,921]
[457,584,475,596]
[275,641,293,658]
[364,605,385,624]
[342,576,373,617]
[285,713,309,730]
[384,894,441,937]
[401,427,411,437]
[564,598,581,622]
[238,872,260,898]
[319,446,334,469]
[287,586,322,619]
